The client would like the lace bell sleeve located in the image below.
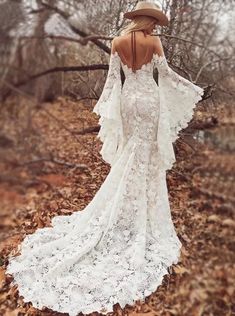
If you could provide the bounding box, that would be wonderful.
[153,54,204,171]
[93,51,123,166]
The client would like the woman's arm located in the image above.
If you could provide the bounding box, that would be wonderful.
[92,40,123,166]
[152,38,204,171]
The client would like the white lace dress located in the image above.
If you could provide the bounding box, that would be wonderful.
[6,51,204,315]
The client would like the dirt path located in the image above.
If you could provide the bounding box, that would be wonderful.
[0,97,234,316]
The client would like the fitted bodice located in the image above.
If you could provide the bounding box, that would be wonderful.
[120,57,155,80]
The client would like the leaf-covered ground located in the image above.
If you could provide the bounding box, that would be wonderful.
[0,97,234,316]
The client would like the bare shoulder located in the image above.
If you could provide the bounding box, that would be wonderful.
[113,35,121,41]
[112,36,124,45]
[152,35,164,56]
[112,35,126,46]
[111,35,129,53]
[111,36,119,53]
[152,35,161,47]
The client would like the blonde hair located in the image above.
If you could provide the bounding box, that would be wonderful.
[120,15,158,36]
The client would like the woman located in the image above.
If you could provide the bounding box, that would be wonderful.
[6,2,204,315]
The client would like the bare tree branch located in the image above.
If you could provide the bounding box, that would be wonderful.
[1,64,108,88]
[39,1,111,54]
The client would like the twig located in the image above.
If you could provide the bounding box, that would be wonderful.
[74,126,100,135]
[76,97,99,102]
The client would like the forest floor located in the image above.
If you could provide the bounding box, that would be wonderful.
[0,96,234,316]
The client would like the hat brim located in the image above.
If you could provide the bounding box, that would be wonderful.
[123,8,168,26]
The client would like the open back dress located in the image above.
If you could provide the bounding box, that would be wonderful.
[6,31,204,315]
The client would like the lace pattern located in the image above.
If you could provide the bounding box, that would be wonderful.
[153,54,204,170]
[92,52,124,165]
[6,50,204,315]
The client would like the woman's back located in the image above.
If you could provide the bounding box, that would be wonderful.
[113,31,158,71]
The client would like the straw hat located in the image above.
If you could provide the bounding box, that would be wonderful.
[123,1,168,26]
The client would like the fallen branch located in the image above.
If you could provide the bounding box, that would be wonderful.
[76,97,99,102]
[16,158,88,170]
[74,126,100,135]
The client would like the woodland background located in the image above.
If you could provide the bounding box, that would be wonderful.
[0,0,234,315]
